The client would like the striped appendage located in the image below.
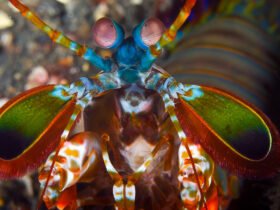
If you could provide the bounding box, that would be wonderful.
[39,133,97,209]
[153,0,197,53]
[160,92,209,209]
[141,0,196,70]
[8,0,112,71]
[37,82,96,209]
[143,68,213,208]
[101,134,135,210]
[178,143,215,209]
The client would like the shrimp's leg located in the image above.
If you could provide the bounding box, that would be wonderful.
[178,141,218,210]
[101,134,126,210]
[101,133,174,210]
[39,132,99,209]
[9,0,113,71]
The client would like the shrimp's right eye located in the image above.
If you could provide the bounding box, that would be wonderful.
[132,17,165,50]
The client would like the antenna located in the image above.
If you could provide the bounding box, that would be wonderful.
[8,0,113,72]
[141,0,197,71]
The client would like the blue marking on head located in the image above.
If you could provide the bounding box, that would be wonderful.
[118,67,141,84]
[109,19,165,83]
[114,37,144,66]
[113,37,146,84]
[113,37,148,84]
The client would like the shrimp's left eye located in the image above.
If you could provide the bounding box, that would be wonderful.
[133,17,165,50]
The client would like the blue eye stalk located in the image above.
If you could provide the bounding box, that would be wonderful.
[132,20,150,51]
[110,20,125,49]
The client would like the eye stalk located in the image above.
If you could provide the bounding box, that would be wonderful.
[93,17,124,49]
[133,17,165,50]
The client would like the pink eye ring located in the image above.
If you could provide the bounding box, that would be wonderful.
[140,17,165,46]
[93,17,121,49]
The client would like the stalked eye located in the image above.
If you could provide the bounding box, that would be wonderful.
[93,17,124,49]
[133,17,165,50]
[141,18,165,46]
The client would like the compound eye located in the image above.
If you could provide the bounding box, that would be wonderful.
[93,17,124,49]
[140,18,165,46]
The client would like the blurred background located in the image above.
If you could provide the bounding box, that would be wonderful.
[0,0,280,209]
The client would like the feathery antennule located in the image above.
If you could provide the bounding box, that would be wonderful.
[8,0,113,72]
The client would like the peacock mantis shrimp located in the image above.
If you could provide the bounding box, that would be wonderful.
[0,0,279,209]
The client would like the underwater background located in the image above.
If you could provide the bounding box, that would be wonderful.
[0,0,279,209]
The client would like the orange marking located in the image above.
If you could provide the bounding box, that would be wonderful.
[76,45,87,57]
[185,89,193,97]
[65,148,79,157]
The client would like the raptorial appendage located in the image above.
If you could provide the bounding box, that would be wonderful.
[39,133,98,209]
[38,133,217,210]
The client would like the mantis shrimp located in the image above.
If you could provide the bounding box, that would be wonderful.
[0,0,279,209]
